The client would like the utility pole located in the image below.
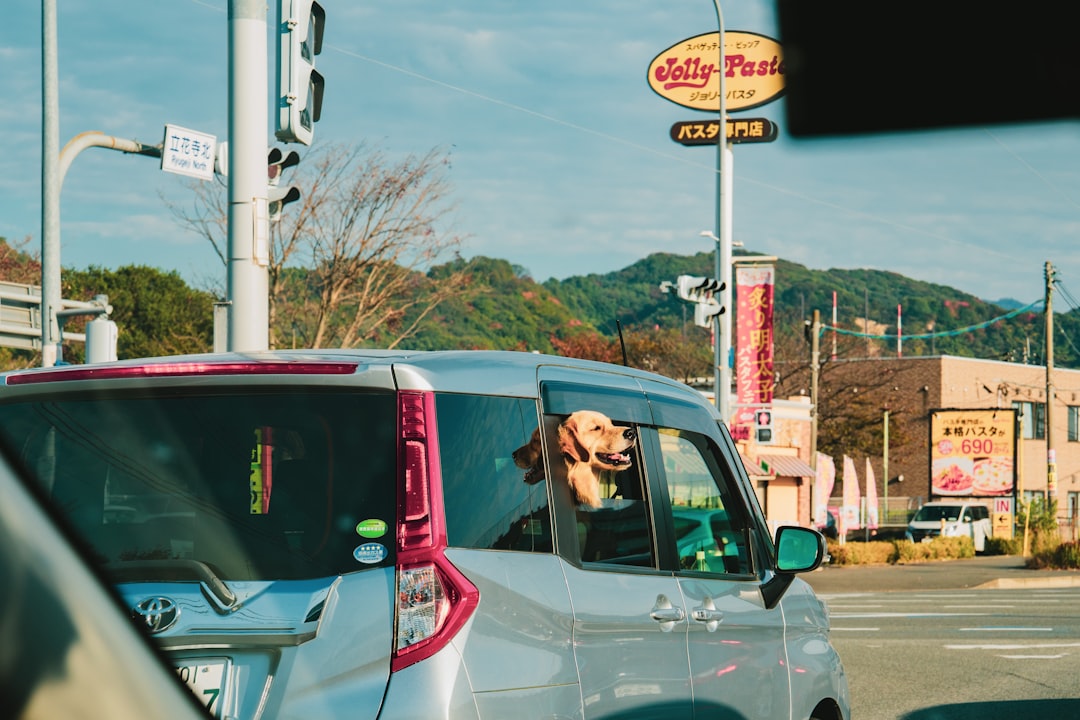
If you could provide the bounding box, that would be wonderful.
[227,0,271,352]
[1045,261,1057,501]
[41,0,60,366]
[883,407,889,524]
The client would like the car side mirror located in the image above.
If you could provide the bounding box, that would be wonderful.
[761,526,827,609]
[775,525,827,573]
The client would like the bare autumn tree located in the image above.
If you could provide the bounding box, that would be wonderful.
[169,142,472,349]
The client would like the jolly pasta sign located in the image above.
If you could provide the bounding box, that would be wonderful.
[647,31,786,113]
[929,409,1017,498]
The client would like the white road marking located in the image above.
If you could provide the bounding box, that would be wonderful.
[944,605,1016,609]
[832,612,990,619]
[997,654,1070,659]
[959,627,1053,632]
[945,642,1080,650]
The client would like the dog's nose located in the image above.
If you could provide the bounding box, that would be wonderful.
[623,428,636,442]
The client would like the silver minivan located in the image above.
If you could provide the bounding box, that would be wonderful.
[0,349,849,720]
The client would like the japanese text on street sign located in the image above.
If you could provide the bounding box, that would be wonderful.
[670,118,778,145]
[161,124,216,181]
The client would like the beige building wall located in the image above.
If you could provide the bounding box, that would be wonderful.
[821,355,1080,526]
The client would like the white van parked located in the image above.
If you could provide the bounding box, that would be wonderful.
[906,500,993,552]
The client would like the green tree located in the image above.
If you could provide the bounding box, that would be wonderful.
[63,266,214,361]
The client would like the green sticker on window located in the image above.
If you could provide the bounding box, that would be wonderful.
[356,519,388,538]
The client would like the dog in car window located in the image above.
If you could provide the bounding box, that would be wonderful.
[513,410,636,508]
[558,410,636,508]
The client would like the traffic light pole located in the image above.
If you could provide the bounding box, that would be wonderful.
[711,0,733,424]
[227,0,271,352]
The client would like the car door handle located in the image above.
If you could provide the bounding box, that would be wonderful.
[650,594,685,631]
[650,607,686,623]
[692,597,723,632]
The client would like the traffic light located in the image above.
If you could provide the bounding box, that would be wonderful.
[676,274,724,302]
[276,0,325,146]
[754,408,774,444]
[694,297,726,328]
[267,147,301,222]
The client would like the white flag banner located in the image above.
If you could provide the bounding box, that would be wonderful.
[865,457,879,530]
[814,452,835,529]
[839,455,861,535]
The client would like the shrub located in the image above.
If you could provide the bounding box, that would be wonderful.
[1055,542,1080,568]
[1018,497,1060,534]
[825,540,896,566]
[1028,528,1062,556]
[898,537,971,561]
[827,534,1016,565]
[1017,497,1062,558]
[1029,540,1080,569]
[933,536,975,559]
[893,539,925,563]
[983,536,1020,556]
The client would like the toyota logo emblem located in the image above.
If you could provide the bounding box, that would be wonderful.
[132,596,180,633]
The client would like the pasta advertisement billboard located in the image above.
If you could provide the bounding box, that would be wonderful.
[929,409,1016,498]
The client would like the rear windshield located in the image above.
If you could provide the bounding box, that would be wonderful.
[0,388,397,581]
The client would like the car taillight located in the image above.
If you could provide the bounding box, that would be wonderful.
[392,391,478,673]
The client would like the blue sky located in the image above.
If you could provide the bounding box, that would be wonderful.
[5,0,1080,314]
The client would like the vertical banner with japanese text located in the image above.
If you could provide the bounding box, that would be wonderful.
[733,265,775,438]
[929,409,1016,498]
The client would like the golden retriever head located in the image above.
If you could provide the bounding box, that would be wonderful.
[512,428,546,484]
[558,410,636,508]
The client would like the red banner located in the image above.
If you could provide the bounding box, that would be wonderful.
[733,266,775,435]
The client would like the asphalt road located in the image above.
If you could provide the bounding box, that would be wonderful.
[802,555,1080,720]
[802,553,1080,594]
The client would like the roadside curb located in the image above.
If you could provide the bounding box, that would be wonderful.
[975,576,1080,589]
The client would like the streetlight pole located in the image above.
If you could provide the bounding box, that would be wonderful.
[41,0,60,367]
[710,0,733,424]
[883,407,890,525]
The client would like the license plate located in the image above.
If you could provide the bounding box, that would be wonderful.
[175,659,228,717]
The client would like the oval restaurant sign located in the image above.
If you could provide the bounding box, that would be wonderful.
[647,31,785,113]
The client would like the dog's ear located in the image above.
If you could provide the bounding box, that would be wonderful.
[559,415,591,463]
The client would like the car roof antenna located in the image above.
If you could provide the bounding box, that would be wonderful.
[616,319,629,367]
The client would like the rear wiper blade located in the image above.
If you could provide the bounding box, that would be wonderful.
[106,559,238,613]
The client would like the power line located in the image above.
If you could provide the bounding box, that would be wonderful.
[821,300,1041,340]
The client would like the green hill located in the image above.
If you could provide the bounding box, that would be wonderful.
[406,251,1066,370]
[2,233,1074,371]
